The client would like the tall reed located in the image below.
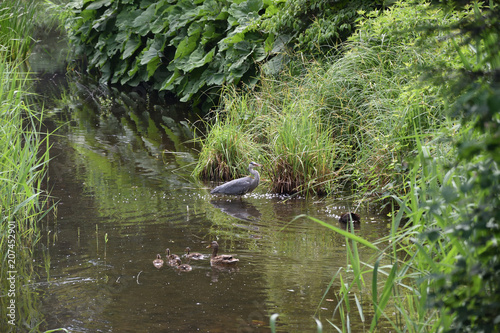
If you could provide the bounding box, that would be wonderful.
[192,89,265,181]
[0,0,39,61]
[0,1,51,331]
[306,120,473,332]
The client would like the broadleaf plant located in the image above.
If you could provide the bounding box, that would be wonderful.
[67,0,276,102]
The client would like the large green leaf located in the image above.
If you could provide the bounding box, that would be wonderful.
[132,4,156,36]
[176,45,215,72]
[85,0,111,11]
[115,8,139,30]
[160,68,181,91]
[228,0,262,25]
[140,35,166,65]
[69,0,271,102]
[113,59,130,83]
[122,35,141,59]
[201,22,221,44]
[174,32,200,60]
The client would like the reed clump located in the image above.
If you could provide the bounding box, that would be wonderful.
[193,91,264,181]
[1,0,51,330]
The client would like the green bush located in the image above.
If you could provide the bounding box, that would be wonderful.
[66,0,275,103]
[423,2,500,331]
[262,0,380,53]
[195,1,471,196]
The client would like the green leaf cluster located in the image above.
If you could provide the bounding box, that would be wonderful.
[66,0,274,102]
[262,0,381,53]
[422,2,500,331]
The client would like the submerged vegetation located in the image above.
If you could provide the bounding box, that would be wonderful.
[0,0,51,331]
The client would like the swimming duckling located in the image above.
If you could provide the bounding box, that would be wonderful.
[172,258,193,272]
[166,248,181,266]
[153,254,164,269]
[184,247,204,260]
[166,248,180,261]
[206,241,239,266]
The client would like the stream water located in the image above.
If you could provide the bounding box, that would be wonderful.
[29,29,392,333]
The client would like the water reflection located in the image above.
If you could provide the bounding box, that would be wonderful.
[210,198,262,222]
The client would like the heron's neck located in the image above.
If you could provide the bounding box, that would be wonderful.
[249,167,260,180]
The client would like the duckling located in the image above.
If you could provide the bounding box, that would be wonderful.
[206,241,239,266]
[339,212,360,224]
[166,248,180,261]
[184,247,204,260]
[172,258,193,272]
[153,254,164,269]
[166,248,181,266]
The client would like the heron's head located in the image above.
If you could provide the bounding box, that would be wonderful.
[249,161,262,168]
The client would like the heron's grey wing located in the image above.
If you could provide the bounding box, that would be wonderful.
[211,176,253,195]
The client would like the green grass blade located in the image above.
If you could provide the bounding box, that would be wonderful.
[296,215,379,251]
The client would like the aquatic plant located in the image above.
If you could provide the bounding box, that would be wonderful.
[0,0,39,61]
[0,49,50,333]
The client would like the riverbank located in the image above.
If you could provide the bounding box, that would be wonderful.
[193,1,459,198]
[0,1,51,331]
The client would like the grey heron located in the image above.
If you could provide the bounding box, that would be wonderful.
[210,161,262,195]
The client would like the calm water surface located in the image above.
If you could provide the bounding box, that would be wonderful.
[31,30,392,333]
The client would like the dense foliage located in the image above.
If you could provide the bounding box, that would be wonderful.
[424,2,500,331]
[66,0,385,103]
[194,1,464,195]
[263,0,381,53]
[1,1,50,331]
[66,0,278,103]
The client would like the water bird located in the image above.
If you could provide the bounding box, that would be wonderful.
[185,247,204,260]
[172,258,193,272]
[206,241,239,266]
[166,248,181,266]
[210,162,262,195]
[339,212,361,224]
[153,254,164,269]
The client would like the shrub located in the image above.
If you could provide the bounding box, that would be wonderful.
[65,0,276,103]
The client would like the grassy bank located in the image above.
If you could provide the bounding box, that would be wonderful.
[0,0,51,331]
[193,1,463,197]
[272,1,500,332]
